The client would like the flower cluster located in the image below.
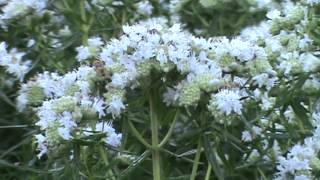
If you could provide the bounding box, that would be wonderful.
[0,42,31,81]
[11,0,320,179]
[0,0,47,26]
[18,65,122,158]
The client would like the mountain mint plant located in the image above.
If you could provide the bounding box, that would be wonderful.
[2,0,320,179]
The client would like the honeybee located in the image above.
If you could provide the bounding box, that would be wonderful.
[93,59,109,78]
[220,82,241,90]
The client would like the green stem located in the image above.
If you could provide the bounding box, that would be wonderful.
[204,164,212,180]
[190,139,202,180]
[128,120,152,148]
[73,144,81,179]
[99,146,116,180]
[158,110,179,148]
[150,95,161,180]
[80,0,88,45]
[62,0,71,10]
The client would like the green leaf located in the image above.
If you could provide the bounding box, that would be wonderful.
[290,99,312,128]
[118,150,151,179]
[202,135,224,180]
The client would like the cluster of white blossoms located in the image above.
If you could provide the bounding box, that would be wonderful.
[0,42,31,81]
[136,1,154,16]
[238,1,320,179]
[275,113,320,180]
[0,0,47,26]
[96,20,271,117]
[76,37,104,62]
[15,0,320,178]
[17,65,122,158]
[21,17,269,158]
[20,0,304,157]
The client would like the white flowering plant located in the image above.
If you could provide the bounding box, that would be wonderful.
[2,0,320,180]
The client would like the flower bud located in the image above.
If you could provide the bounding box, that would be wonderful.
[310,157,320,171]
[52,97,77,114]
[27,85,45,106]
[179,82,201,106]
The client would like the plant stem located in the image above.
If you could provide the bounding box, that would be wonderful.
[204,164,212,180]
[128,120,152,148]
[150,94,161,180]
[73,144,81,180]
[99,146,116,180]
[190,139,202,180]
[80,0,88,45]
[158,110,179,148]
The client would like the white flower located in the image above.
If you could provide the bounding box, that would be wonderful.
[1,0,47,20]
[35,134,48,158]
[277,157,311,174]
[294,175,311,180]
[256,0,272,9]
[212,89,243,115]
[229,38,256,61]
[252,73,277,89]
[76,46,91,61]
[0,42,31,81]
[252,126,262,136]
[27,39,36,47]
[17,91,28,112]
[136,1,153,16]
[242,130,252,142]
[111,73,130,88]
[300,53,320,72]
[58,112,77,130]
[106,96,125,118]
[58,127,73,140]
[266,10,281,20]
[88,37,103,47]
[306,0,320,5]
[106,133,122,147]
[57,112,76,140]
[85,122,122,147]
[92,98,106,118]
[36,101,57,130]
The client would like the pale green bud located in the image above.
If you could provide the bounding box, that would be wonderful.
[27,85,45,106]
[46,122,61,146]
[247,59,273,76]
[65,85,80,96]
[311,157,320,171]
[179,82,201,106]
[103,88,125,102]
[287,37,299,52]
[108,64,125,74]
[280,35,290,46]
[270,19,284,35]
[302,79,320,94]
[287,7,304,25]
[266,47,280,61]
[195,74,224,92]
[219,54,237,72]
[256,38,265,47]
[52,97,77,114]
[208,51,215,60]
[137,60,158,77]
[288,59,303,74]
